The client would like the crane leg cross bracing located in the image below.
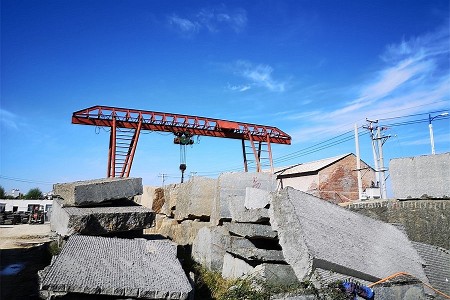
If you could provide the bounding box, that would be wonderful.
[72,105,291,178]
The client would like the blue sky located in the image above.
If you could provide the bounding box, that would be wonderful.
[1,0,449,195]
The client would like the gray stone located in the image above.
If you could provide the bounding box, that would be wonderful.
[174,177,216,221]
[390,153,450,199]
[211,172,276,224]
[51,199,154,236]
[39,235,192,299]
[224,222,278,239]
[228,194,270,223]
[53,177,143,206]
[270,187,429,284]
[221,252,254,279]
[228,247,284,262]
[192,226,231,271]
[245,187,271,209]
[253,264,299,287]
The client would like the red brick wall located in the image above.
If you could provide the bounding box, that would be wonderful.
[318,155,375,203]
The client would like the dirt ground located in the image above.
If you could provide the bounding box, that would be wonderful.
[0,224,56,249]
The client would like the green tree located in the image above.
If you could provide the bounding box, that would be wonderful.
[0,185,5,198]
[25,188,43,199]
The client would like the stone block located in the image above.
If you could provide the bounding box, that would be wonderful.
[245,187,271,209]
[53,177,143,206]
[160,184,180,216]
[221,252,254,279]
[51,199,154,236]
[228,247,284,262]
[174,177,216,221]
[228,194,270,223]
[390,153,450,199]
[253,264,299,287]
[223,222,278,239]
[39,235,192,299]
[192,226,231,271]
[270,187,429,284]
[211,172,276,224]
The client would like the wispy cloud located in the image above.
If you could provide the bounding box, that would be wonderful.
[168,6,247,36]
[0,108,19,130]
[229,60,287,92]
[289,25,450,142]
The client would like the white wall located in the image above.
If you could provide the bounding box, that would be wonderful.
[0,199,53,212]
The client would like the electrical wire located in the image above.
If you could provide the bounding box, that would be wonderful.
[0,175,54,185]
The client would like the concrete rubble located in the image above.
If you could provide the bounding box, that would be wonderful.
[390,153,450,199]
[39,235,192,299]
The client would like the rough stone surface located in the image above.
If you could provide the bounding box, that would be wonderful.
[211,172,276,224]
[192,226,231,271]
[245,187,271,209]
[227,247,284,262]
[270,187,429,284]
[174,177,216,221]
[53,177,143,206]
[223,222,278,239]
[390,153,450,199]
[51,199,154,236]
[253,264,299,287]
[221,252,254,279]
[39,235,192,299]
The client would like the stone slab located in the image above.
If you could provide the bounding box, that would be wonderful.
[211,172,276,224]
[221,252,254,279]
[270,187,429,284]
[53,177,143,206]
[390,153,450,199]
[223,222,278,239]
[227,247,285,262]
[51,199,154,236]
[253,264,299,287]
[192,226,231,271]
[39,235,192,299]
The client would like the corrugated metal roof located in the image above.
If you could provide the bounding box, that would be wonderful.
[275,153,352,176]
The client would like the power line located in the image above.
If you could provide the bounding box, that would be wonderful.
[0,175,54,185]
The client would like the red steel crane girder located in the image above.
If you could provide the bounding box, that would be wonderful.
[72,105,292,145]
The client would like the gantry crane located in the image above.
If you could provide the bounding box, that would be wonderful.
[72,105,291,178]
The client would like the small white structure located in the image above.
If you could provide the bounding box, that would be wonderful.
[0,199,54,221]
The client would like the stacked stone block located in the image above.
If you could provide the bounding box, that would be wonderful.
[42,177,192,299]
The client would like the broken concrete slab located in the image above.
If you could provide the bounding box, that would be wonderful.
[211,172,276,224]
[51,199,154,236]
[245,187,271,209]
[53,177,143,206]
[390,153,450,199]
[192,226,231,271]
[174,177,216,221]
[223,222,278,239]
[270,187,429,284]
[39,235,192,299]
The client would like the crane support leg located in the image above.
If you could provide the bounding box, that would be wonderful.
[248,134,261,172]
[121,117,142,177]
[241,139,248,172]
[266,134,274,173]
[107,117,117,178]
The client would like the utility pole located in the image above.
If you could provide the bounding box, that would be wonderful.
[158,173,167,187]
[354,124,363,200]
[363,119,390,199]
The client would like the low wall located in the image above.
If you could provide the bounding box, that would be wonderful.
[345,200,450,250]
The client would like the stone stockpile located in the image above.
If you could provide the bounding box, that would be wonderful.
[51,199,154,236]
[39,235,192,299]
[53,177,143,206]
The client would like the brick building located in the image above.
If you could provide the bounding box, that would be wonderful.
[275,153,376,203]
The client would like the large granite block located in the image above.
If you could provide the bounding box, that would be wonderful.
[39,235,192,299]
[390,153,450,199]
[192,226,231,271]
[53,177,143,206]
[223,222,277,239]
[174,177,216,221]
[270,187,429,285]
[245,187,271,209]
[51,199,154,236]
[211,172,276,224]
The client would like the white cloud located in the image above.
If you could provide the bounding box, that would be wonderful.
[232,60,286,92]
[0,108,19,130]
[168,6,247,35]
[227,83,251,92]
[288,26,450,142]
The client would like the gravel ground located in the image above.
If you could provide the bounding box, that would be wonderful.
[0,224,56,249]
